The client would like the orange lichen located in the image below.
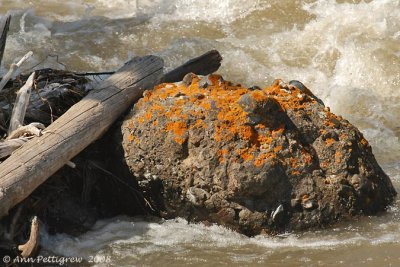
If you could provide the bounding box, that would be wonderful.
[173,136,187,145]
[255,124,266,130]
[290,158,298,168]
[145,110,152,121]
[263,83,311,111]
[272,126,285,138]
[325,138,336,146]
[218,148,229,163]
[199,100,212,111]
[323,110,342,129]
[254,152,276,167]
[250,90,268,102]
[239,126,255,140]
[273,146,282,153]
[165,121,188,142]
[127,133,140,145]
[235,148,254,162]
[129,74,321,169]
[192,119,206,129]
[335,151,342,164]
[292,170,301,176]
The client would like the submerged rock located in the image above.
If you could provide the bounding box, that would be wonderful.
[121,74,396,236]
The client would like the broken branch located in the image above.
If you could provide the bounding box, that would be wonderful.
[0,51,33,92]
[18,216,39,258]
[8,72,35,135]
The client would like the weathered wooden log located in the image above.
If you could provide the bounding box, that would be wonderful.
[0,14,11,68]
[161,50,222,83]
[0,55,164,218]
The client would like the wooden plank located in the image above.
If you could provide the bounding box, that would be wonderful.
[0,55,164,218]
[0,14,11,68]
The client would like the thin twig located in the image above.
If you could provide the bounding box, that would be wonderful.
[75,71,115,76]
[89,161,155,212]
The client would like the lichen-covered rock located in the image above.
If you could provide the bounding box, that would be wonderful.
[121,74,396,236]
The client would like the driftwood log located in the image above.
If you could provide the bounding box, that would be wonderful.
[0,14,10,131]
[0,50,222,219]
[0,14,11,68]
[161,50,222,83]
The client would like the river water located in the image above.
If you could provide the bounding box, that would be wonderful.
[0,0,399,266]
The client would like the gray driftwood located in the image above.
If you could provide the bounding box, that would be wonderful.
[0,51,33,92]
[0,124,44,160]
[18,216,39,258]
[8,72,35,135]
[0,14,11,68]
[0,55,164,218]
[161,50,222,83]
[0,137,30,159]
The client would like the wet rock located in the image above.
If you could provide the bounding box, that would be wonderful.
[121,74,396,236]
[288,80,325,106]
[182,72,196,87]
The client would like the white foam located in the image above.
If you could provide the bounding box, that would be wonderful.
[207,0,400,163]
[41,214,400,261]
[153,0,268,24]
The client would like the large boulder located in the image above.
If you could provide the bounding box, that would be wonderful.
[121,74,396,236]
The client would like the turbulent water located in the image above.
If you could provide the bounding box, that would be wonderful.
[1,0,399,266]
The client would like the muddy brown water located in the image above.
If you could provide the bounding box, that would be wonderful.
[1,0,399,266]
